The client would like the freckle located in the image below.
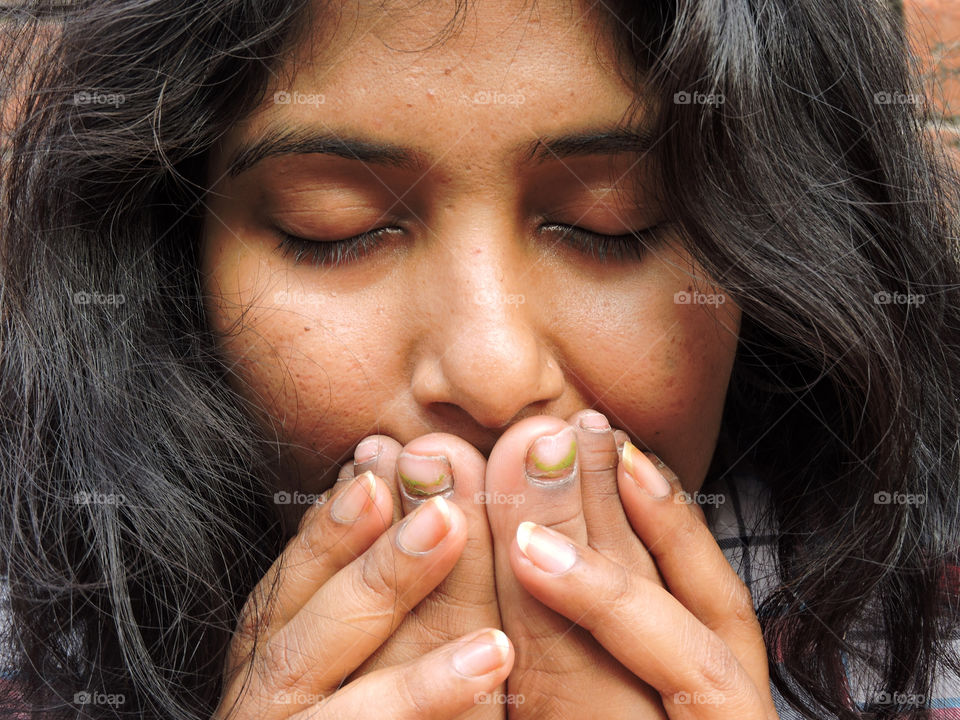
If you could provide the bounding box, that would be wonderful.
[687,285,693,292]
[444,67,452,75]
[304,327,311,332]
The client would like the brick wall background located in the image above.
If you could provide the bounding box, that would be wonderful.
[903,0,960,152]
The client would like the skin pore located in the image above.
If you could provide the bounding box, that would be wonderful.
[200,0,741,522]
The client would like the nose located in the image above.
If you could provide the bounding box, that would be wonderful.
[410,227,564,430]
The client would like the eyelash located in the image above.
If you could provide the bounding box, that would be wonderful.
[276,223,660,268]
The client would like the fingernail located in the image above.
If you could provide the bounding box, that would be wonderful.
[622,441,672,499]
[644,451,679,485]
[452,629,510,677]
[396,496,452,554]
[525,426,577,486]
[577,411,610,432]
[330,471,378,523]
[354,436,382,465]
[396,452,454,500]
[516,521,577,574]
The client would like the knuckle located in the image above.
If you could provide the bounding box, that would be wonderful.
[426,580,490,616]
[296,500,337,556]
[234,585,277,652]
[686,629,742,694]
[582,562,632,631]
[673,502,706,542]
[355,545,400,602]
[257,627,311,693]
[727,577,759,626]
[391,665,436,717]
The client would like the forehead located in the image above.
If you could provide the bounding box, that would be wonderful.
[235,0,641,163]
[295,0,626,85]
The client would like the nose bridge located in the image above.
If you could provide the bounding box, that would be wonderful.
[412,206,563,429]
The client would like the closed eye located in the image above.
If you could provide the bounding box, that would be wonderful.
[275,222,663,268]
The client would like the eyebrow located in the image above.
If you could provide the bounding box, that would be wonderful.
[226,124,657,177]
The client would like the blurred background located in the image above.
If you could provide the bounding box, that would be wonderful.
[900,0,959,154]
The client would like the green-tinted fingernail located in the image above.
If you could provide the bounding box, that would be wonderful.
[525,426,577,486]
[396,452,454,501]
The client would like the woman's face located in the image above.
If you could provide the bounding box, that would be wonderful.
[201,0,741,497]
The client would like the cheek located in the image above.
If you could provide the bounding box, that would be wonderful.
[561,273,740,488]
[201,240,394,471]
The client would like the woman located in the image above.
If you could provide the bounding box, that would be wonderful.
[1,1,958,718]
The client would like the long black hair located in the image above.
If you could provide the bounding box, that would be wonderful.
[1,1,958,719]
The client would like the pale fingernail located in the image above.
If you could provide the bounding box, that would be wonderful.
[330,471,378,524]
[452,629,510,677]
[516,521,577,574]
[644,451,679,485]
[577,411,611,432]
[622,441,671,498]
[354,436,382,465]
[396,452,454,500]
[613,430,629,459]
[396,496,452,554]
[525,426,577,486]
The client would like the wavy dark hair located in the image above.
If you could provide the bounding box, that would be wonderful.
[1,1,958,719]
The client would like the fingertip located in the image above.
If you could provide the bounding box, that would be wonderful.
[362,470,398,531]
[450,627,513,678]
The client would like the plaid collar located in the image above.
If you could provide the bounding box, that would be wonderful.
[705,468,960,719]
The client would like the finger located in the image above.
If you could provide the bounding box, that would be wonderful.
[250,495,468,712]
[353,435,405,525]
[613,429,629,456]
[617,442,770,690]
[360,432,498,656]
[231,471,394,656]
[288,628,514,720]
[485,416,662,717]
[337,460,355,481]
[565,409,659,579]
[509,522,776,720]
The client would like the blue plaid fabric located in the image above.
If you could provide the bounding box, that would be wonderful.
[704,467,960,719]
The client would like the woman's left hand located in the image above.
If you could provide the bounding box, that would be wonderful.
[483,412,780,720]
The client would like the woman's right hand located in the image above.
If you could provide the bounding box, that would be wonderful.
[213,470,514,720]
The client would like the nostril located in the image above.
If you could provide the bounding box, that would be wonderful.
[427,401,520,436]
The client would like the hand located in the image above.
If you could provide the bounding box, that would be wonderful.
[490,413,780,719]
[213,471,513,720]
[334,431,506,719]
[482,412,669,718]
